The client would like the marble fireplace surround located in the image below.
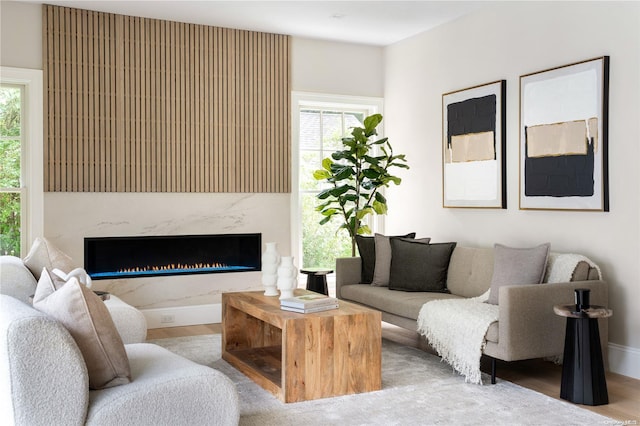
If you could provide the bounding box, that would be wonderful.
[44,192,292,327]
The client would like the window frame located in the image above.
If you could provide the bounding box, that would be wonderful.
[291,92,383,266]
[1,67,44,255]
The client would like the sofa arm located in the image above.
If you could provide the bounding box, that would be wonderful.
[0,256,38,304]
[0,295,88,426]
[104,296,148,344]
[490,280,608,362]
[87,343,239,426]
[335,257,362,299]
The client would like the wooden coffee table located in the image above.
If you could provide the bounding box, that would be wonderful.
[222,289,382,403]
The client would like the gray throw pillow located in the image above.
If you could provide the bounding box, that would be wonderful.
[486,243,551,305]
[356,232,415,284]
[388,239,456,292]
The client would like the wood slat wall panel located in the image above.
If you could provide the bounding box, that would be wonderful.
[43,5,291,193]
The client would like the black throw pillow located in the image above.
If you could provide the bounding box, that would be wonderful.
[388,239,457,292]
[355,233,415,284]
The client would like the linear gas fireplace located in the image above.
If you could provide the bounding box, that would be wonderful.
[84,233,261,280]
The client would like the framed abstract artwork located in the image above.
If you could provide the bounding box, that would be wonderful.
[519,56,609,211]
[442,80,506,208]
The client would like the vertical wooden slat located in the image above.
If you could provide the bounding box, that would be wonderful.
[44,5,290,193]
[43,6,51,190]
[158,19,165,192]
[88,11,96,190]
[217,26,224,193]
[169,20,174,191]
[78,9,87,191]
[69,8,77,191]
[179,22,186,192]
[134,16,141,192]
[144,18,151,192]
[148,19,155,192]
[201,25,206,192]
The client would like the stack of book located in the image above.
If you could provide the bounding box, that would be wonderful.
[280,294,339,314]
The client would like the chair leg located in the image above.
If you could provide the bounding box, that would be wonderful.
[491,357,497,384]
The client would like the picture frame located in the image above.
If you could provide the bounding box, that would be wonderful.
[519,56,609,211]
[442,80,506,208]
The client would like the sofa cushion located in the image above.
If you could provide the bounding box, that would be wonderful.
[0,255,39,304]
[356,232,415,284]
[446,247,495,298]
[389,241,456,292]
[32,270,131,389]
[486,243,550,305]
[340,284,463,320]
[372,234,430,287]
[23,237,75,281]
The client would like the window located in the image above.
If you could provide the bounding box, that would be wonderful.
[0,67,44,256]
[0,85,23,255]
[292,93,383,269]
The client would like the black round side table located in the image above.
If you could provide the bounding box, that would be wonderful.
[553,303,612,406]
[300,268,333,295]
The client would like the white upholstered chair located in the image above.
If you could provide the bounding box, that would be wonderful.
[0,294,240,425]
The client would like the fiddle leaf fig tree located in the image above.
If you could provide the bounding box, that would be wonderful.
[313,114,409,256]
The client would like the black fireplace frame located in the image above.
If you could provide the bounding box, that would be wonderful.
[84,233,262,280]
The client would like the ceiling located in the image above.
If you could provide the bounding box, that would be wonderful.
[20,1,489,46]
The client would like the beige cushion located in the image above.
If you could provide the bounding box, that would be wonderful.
[340,284,463,320]
[32,269,131,389]
[23,237,75,280]
[371,234,392,286]
[486,243,550,305]
[446,247,495,298]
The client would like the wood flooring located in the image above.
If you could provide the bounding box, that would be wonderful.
[147,322,640,423]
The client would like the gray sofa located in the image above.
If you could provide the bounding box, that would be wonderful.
[336,245,608,380]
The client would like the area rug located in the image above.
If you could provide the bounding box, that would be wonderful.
[148,334,613,426]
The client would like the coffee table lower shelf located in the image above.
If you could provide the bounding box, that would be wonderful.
[223,346,283,395]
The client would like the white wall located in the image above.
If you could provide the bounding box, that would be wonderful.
[291,37,384,96]
[0,1,41,69]
[384,1,640,377]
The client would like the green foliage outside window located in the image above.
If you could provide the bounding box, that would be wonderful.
[301,193,351,269]
[299,110,365,269]
[0,86,22,256]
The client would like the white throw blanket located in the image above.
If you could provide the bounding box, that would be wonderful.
[544,252,602,283]
[417,292,497,385]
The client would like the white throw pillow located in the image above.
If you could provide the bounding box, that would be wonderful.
[33,269,131,389]
[23,237,75,280]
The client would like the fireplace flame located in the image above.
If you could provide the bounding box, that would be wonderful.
[117,261,229,274]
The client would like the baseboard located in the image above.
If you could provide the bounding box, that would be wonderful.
[608,342,640,379]
[142,303,221,329]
